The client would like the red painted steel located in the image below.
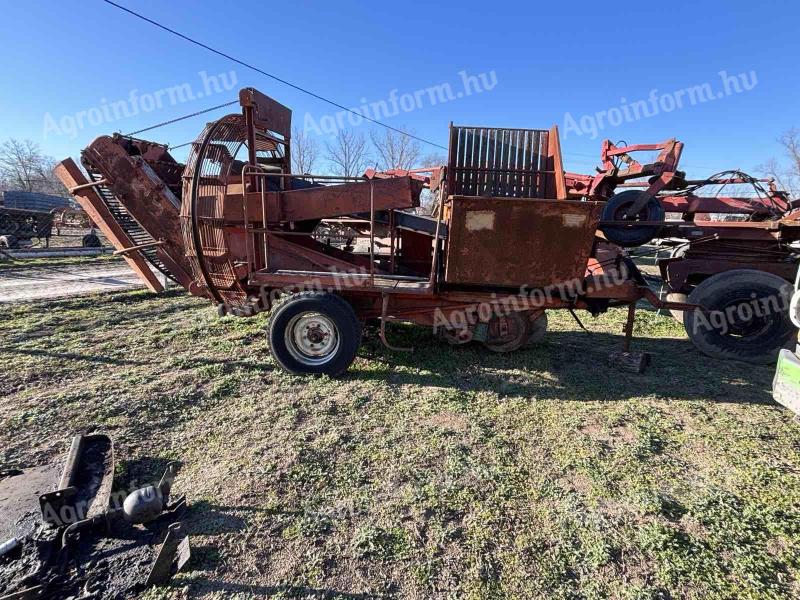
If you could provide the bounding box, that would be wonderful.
[55,86,800,369]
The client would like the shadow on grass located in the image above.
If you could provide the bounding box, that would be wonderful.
[184,578,381,599]
[186,501,248,535]
[353,325,776,406]
[1,347,152,366]
[0,347,272,373]
[1,304,774,408]
[178,502,388,587]
[114,455,180,494]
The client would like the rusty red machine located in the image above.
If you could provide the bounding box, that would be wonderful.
[55,88,797,375]
[563,137,799,283]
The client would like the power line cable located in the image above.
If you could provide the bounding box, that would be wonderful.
[102,0,448,151]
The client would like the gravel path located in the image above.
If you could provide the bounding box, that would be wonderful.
[0,262,145,302]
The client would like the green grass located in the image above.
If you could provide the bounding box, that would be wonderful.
[1,289,799,599]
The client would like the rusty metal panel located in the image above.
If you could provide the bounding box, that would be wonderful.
[547,125,567,199]
[239,88,292,138]
[278,176,421,222]
[81,135,195,287]
[229,176,422,223]
[444,196,603,288]
[54,158,164,293]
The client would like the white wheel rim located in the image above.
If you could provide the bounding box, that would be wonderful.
[285,312,340,366]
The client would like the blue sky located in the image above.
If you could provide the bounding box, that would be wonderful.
[1,0,798,176]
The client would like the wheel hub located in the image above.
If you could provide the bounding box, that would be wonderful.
[721,296,771,338]
[483,312,528,353]
[615,201,646,221]
[285,312,340,365]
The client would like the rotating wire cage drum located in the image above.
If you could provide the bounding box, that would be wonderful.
[181,113,285,312]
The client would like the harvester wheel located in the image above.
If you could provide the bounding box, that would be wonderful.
[267,292,362,376]
[683,269,794,364]
[441,327,473,345]
[600,190,665,247]
[525,312,548,346]
[483,312,529,353]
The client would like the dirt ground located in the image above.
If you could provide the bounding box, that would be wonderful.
[1,280,799,599]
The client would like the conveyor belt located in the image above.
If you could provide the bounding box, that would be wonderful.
[86,169,176,282]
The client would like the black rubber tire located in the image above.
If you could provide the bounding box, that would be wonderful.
[525,312,548,346]
[267,292,362,376]
[82,233,102,248]
[683,269,794,364]
[600,190,665,247]
[483,312,529,353]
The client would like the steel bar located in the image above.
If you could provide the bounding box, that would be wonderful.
[379,294,413,352]
[623,303,636,352]
[429,188,445,288]
[113,240,166,256]
[69,179,109,194]
[369,180,375,286]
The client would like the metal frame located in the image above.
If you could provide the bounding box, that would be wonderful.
[65,88,800,361]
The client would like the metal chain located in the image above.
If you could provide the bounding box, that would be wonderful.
[122,100,238,137]
[168,141,194,151]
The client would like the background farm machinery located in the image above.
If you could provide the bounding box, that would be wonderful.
[564,137,800,361]
[0,191,97,250]
[55,88,797,374]
[563,137,799,286]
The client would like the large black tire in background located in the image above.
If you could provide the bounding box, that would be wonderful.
[267,292,362,376]
[683,269,794,364]
[600,190,665,247]
[82,232,102,248]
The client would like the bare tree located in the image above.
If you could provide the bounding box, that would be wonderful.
[759,128,800,198]
[291,127,319,175]
[0,139,68,197]
[0,139,45,192]
[416,153,448,215]
[370,128,422,171]
[420,153,448,168]
[325,130,370,177]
